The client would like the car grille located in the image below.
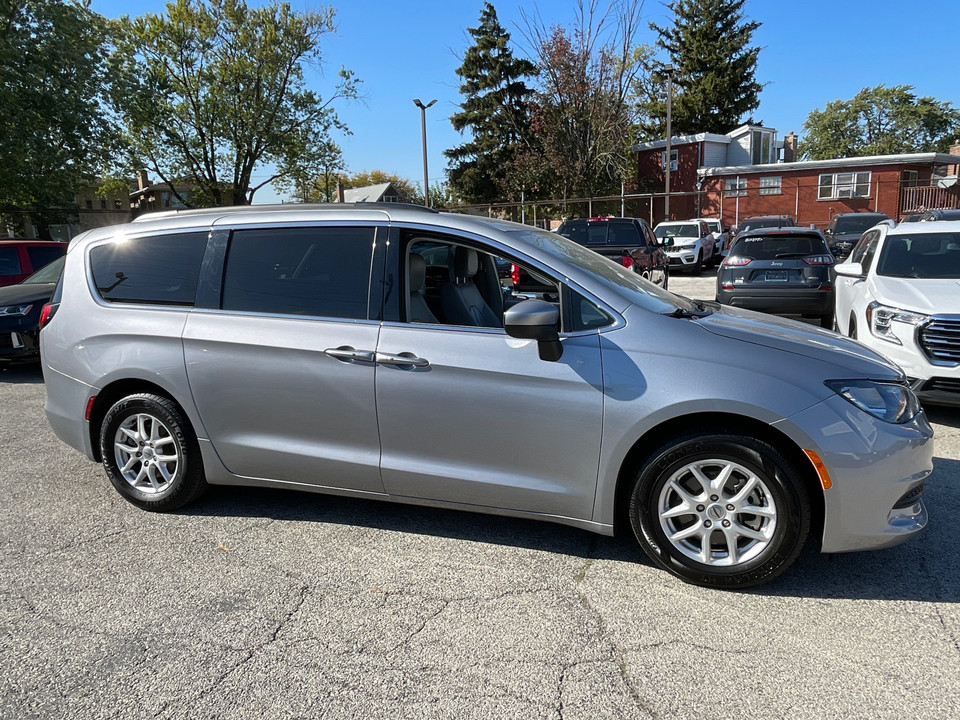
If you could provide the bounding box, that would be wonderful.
[919,316,960,365]
[921,377,960,394]
[0,333,12,349]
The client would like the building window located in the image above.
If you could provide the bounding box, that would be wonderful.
[902,170,918,188]
[758,176,782,195]
[818,171,871,200]
[115,199,123,209]
[100,199,107,209]
[382,195,399,203]
[85,200,93,209]
[725,178,747,197]
[751,130,773,165]
[661,148,678,172]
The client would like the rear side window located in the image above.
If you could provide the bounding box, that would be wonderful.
[732,234,829,259]
[221,226,374,319]
[91,232,208,305]
[0,247,21,277]
[27,245,65,271]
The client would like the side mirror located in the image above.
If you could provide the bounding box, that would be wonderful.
[834,262,864,278]
[504,298,563,362]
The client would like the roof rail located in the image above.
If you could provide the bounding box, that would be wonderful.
[131,201,440,223]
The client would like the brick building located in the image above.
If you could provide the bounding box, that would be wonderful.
[634,126,960,229]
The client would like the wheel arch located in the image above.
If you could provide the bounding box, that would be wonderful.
[612,411,824,545]
[88,379,188,463]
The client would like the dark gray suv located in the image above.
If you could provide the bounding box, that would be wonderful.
[40,204,933,588]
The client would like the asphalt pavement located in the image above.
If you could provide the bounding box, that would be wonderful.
[3,304,960,718]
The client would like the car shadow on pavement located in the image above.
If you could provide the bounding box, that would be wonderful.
[923,405,960,429]
[182,455,960,602]
[0,363,43,384]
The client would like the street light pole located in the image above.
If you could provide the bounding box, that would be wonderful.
[413,98,436,207]
[663,65,674,222]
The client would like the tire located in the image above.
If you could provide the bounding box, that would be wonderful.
[819,312,834,329]
[691,251,703,276]
[100,393,208,511]
[628,429,810,589]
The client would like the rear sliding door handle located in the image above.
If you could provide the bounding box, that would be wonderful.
[324,346,375,363]
[375,351,430,368]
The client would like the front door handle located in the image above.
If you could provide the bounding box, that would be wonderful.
[375,351,430,368]
[325,346,375,363]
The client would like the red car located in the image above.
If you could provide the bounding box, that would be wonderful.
[0,239,68,288]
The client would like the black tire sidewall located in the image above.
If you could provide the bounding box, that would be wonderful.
[100,394,203,510]
[629,433,808,589]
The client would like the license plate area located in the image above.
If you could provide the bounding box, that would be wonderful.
[765,270,788,282]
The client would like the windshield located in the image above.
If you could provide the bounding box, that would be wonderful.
[835,216,886,234]
[876,232,960,279]
[732,234,829,260]
[23,255,65,283]
[654,224,699,239]
[504,226,695,315]
[741,218,791,232]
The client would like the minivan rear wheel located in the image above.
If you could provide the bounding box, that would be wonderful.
[628,430,810,588]
[100,394,207,511]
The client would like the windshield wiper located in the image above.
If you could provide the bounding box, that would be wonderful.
[774,252,811,258]
[668,299,713,318]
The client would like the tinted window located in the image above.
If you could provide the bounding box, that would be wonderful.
[741,218,792,232]
[91,233,207,305]
[655,224,699,239]
[877,232,960,279]
[222,226,374,319]
[0,247,21,277]
[556,221,587,245]
[585,225,608,246]
[607,223,642,247]
[834,216,887,234]
[27,245,65,271]
[732,233,829,260]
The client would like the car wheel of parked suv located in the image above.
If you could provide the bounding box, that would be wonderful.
[692,251,703,276]
[628,429,810,588]
[100,394,208,511]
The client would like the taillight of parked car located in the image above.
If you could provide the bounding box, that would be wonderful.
[621,254,634,269]
[724,256,752,266]
[803,255,834,265]
[511,264,520,286]
[39,302,58,330]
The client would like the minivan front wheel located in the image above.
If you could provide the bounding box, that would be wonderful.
[628,430,810,588]
[100,394,207,511]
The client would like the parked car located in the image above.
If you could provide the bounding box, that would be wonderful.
[717,227,836,328]
[697,217,729,258]
[0,255,64,363]
[732,215,796,238]
[555,216,668,288]
[824,212,890,258]
[653,219,715,275]
[0,239,67,288]
[919,208,960,222]
[41,204,931,589]
[835,220,960,407]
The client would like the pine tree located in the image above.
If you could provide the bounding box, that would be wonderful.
[445,3,537,203]
[644,0,762,136]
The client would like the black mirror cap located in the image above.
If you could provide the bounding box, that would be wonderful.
[504,299,563,361]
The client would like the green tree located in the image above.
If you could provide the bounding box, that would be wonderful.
[801,85,960,160]
[445,2,537,203]
[109,0,359,207]
[0,0,117,217]
[643,0,762,137]
[518,0,647,199]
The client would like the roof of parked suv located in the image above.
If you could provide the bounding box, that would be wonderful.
[130,202,440,224]
[735,226,825,237]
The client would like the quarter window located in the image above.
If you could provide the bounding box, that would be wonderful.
[221,227,374,319]
[818,172,871,200]
[91,232,208,306]
[758,177,782,195]
[27,245,64,271]
[0,247,22,277]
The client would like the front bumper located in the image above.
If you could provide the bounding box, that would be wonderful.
[666,248,700,268]
[775,393,933,553]
[717,286,833,315]
[0,327,40,361]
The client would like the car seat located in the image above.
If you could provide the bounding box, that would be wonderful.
[439,247,501,328]
[408,253,438,323]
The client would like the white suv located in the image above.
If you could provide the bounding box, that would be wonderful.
[697,217,728,257]
[653,220,715,275]
[835,220,960,406]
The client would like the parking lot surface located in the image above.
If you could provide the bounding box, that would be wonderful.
[4,298,960,719]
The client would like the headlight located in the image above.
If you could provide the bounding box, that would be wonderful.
[825,379,920,424]
[866,302,928,346]
[0,304,33,317]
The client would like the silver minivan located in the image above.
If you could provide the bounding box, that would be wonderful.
[40,204,933,588]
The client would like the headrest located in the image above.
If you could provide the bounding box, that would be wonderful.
[454,247,479,278]
[409,253,426,292]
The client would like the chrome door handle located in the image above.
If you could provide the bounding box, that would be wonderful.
[375,351,430,368]
[324,346,375,363]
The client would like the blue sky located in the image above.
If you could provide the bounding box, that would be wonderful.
[90,0,959,203]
